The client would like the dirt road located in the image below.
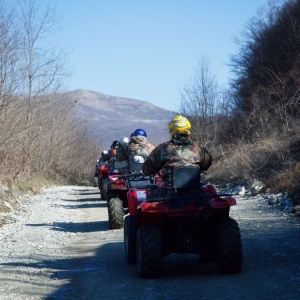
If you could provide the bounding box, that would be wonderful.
[0,185,299,300]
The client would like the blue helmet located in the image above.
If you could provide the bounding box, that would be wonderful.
[131,128,147,137]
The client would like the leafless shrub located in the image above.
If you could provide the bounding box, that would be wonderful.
[180,58,230,145]
[267,162,300,201]
[208,127,300,190]
[0,0,100,189]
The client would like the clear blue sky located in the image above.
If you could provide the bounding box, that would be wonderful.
[54,0,268,111]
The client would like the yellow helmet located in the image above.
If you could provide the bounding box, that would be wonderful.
[169,115,191,137]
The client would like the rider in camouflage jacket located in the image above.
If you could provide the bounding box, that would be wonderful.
[142,115,212,189]
[116,128,155,161]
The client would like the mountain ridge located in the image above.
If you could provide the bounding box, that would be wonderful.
[63,89,177,150]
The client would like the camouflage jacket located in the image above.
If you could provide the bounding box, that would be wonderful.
[116,136,155,161]
[142,135,212,188]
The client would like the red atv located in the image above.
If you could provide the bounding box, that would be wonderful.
[98,149,119,201]
[123,166,242,278]
[106,159,131,229]
[106,155,156,230]
[98,162,112,201]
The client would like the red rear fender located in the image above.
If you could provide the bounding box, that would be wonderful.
[127,189,148,215]
[110,176,127,189]
[210,196,237,208]
[201,184,217,194]
[138,201,169,213]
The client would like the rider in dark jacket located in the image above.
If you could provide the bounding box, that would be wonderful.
[102,140,121,162]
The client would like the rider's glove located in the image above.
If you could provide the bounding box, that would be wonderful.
[134,156,145,163]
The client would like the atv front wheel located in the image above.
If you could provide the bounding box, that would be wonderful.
[107,194,124,229]
[124,215,136,264]
[217,218,242,274]
[99,178,108,201]
[136,225,163,278]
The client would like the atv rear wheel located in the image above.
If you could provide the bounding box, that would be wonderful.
[124,215,136,264]
[107,194,124,229]
[217,218,242,274]
[136,225,163,278]
[99,178,108,201]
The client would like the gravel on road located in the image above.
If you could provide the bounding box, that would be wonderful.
[0,185,299,300]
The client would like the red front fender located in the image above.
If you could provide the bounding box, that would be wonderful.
[98,165,110,178]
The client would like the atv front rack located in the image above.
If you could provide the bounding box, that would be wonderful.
[118,172,154,189]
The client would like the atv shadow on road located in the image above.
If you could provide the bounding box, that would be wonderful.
[25,218,109,233]
[63,196,101,202]
[77,191,100,196]
[53,202,107,209]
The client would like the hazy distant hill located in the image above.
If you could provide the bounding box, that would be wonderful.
[63,89,177,150]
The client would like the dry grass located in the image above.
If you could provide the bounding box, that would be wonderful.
[265,162,300,204]
[208,133,300,202]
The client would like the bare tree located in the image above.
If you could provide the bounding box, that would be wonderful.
[230,0,300,140]
[0,0,104,185]
[180,58,228,145]
[12,0,68,177]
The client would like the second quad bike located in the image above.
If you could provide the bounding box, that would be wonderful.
[123,166,243,278]
[106,155,154,230]
[106,159,130,229]
[97,149,117,201]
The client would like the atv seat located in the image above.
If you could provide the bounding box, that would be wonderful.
[172,166,201,191]
[127,154,146,174]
